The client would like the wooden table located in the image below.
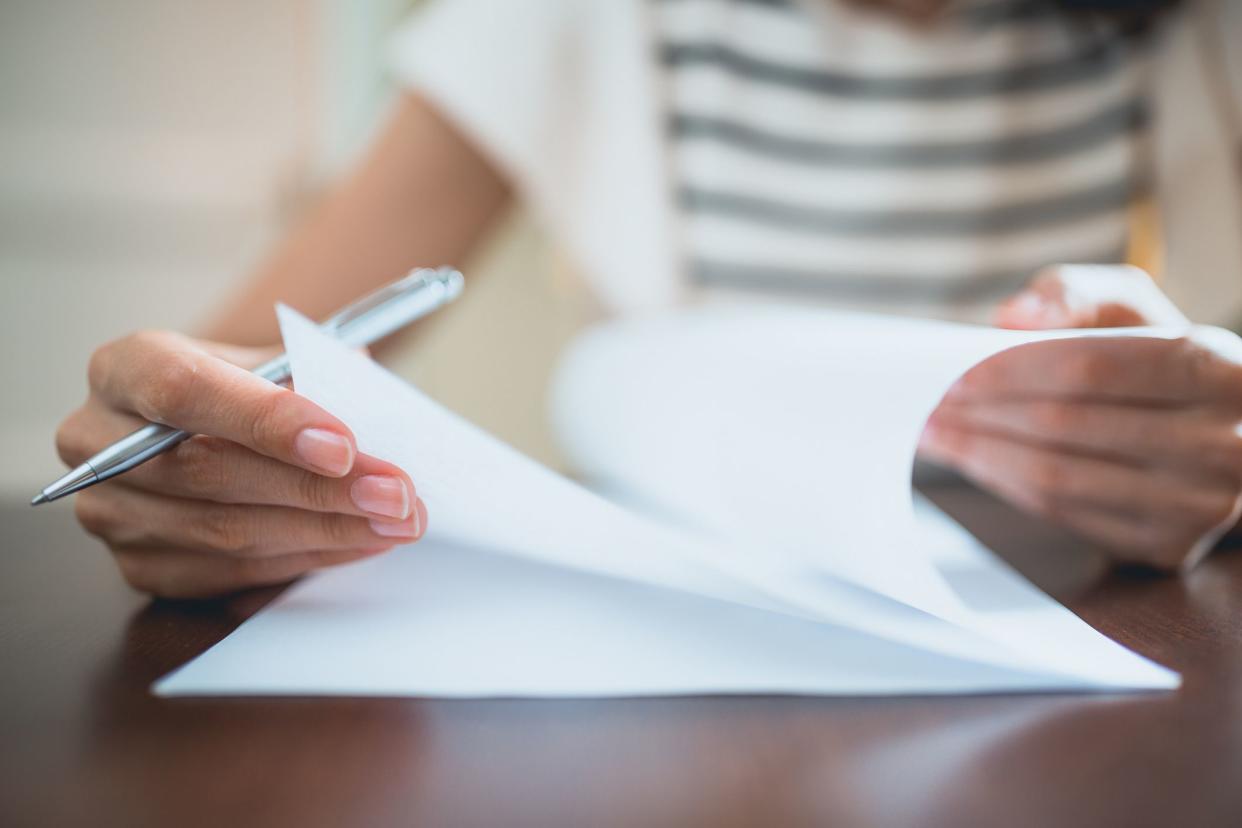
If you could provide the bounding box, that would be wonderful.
[3,483,1241,828]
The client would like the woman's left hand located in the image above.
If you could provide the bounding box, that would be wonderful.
[919,265,1242,571]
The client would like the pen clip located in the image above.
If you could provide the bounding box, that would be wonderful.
[321,268,443,333]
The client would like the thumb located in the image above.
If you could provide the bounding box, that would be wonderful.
[994,288,1073,330]
[995,264,1187,330]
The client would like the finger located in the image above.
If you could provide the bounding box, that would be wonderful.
[994,274,1073,330]
[60,405,417,519]
[995,290,1152,331]
[920,421,1237,532]
[995,265,1185,331]
[140,442,418,520]
[88,330,357,476]
[113,544,394,599]
[928,399,1242,482]
[946,335,1242,406]
[919,422,1237,568]
[56,401,418,521]
[1029,502,1199,571]
[75,485,425,558]
[56,400,148,467]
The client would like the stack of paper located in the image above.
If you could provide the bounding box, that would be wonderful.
[155,305,1183,698]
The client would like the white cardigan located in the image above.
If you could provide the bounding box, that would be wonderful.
[390,0,1242,326]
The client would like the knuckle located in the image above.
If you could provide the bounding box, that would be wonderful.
[92,330,174,395]
[247,389,290,453]
[315,512,356,548]
[1034,401,1077,436]
[296,472,337,512]
[196,504,250,555]
[173,436,229,495]
[86,332,157,392]
[1069,349,1113,389]
[142,349,202,425]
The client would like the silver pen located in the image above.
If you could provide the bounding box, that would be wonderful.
[31,266,465,506]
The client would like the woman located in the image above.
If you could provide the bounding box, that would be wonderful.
[55,0,1242,597]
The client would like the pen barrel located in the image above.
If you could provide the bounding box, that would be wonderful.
[90,423,191,481]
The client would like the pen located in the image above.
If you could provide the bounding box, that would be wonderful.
[31,266,465,506]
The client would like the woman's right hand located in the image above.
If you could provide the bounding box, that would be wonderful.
[54,330,426,599]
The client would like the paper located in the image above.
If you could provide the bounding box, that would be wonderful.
[156,305,1183,698]
[548,308,1186,683]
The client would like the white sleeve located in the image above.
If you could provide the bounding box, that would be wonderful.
[387,0,581,204]
[387,0,680,314]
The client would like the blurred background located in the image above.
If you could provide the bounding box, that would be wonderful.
[0,0,580,504]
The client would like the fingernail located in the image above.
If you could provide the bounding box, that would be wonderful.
[295,428,354,476]
[369,515,418,539]
[351,475,411,519]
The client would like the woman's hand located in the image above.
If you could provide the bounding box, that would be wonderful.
[993,264,1189,330]
[920,265,1242,570]
[55,330,426,598]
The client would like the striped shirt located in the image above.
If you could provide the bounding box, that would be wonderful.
[655,0,1155,320]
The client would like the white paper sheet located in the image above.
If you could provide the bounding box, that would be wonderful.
[552,309,1124,612]
[548,308,1188,684]
[146,525,1102,698]
[155,305,1183,698]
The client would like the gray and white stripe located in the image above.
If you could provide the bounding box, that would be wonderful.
[653,0,1153,318]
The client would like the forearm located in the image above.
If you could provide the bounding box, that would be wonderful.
[200,93,511,347]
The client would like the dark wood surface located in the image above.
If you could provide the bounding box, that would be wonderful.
[3,484,1241,828]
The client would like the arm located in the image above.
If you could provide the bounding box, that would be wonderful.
[201,92,511,346]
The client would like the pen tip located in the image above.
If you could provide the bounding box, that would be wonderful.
[30,493,48,506]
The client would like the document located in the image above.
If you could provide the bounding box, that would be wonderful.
[156,305,1183,698]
